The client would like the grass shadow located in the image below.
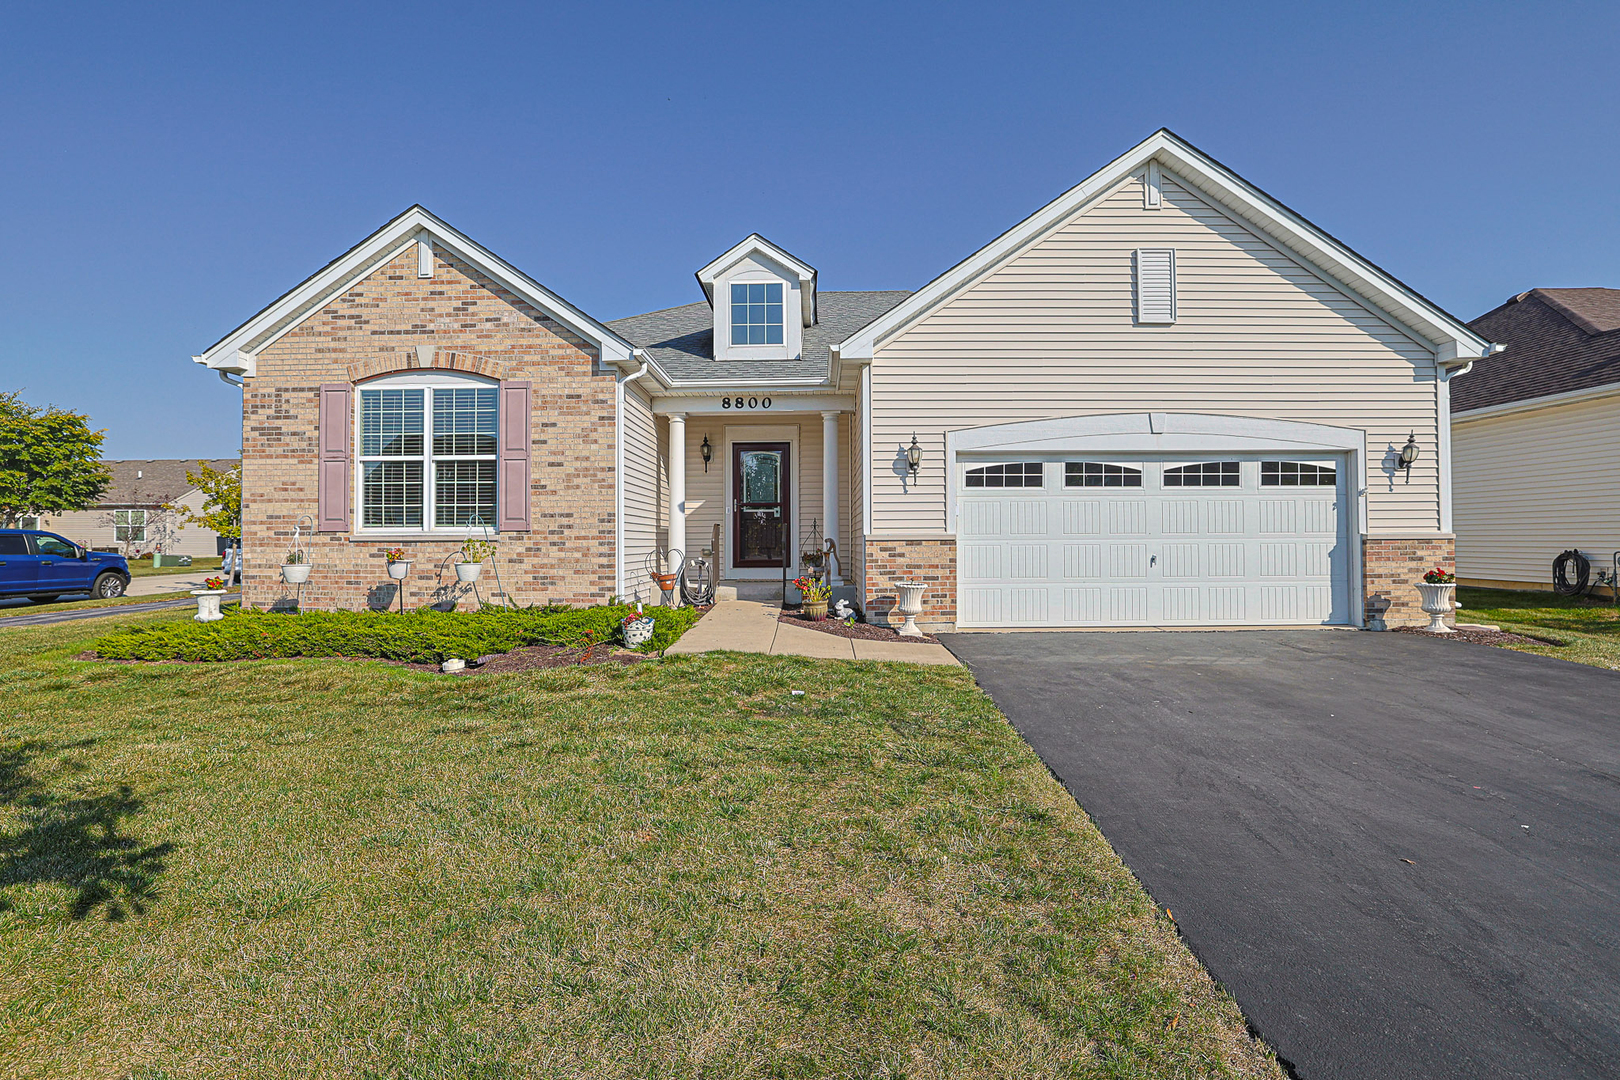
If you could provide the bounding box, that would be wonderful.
[0,739,174,920]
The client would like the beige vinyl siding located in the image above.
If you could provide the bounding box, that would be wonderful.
[41,490,224,558]
[1453,392,1620,586]
[620,381,662,604]
[869,170,1442,535]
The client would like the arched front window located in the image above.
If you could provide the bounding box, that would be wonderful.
[357,371,498,529]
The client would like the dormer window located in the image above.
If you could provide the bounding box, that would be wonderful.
[731,282,784,346]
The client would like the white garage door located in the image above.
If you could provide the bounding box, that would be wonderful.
[956,455,1351,627]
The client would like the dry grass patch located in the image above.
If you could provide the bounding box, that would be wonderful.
[0,611,1282,1079]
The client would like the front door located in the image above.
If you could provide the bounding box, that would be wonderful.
[733,442,790,568]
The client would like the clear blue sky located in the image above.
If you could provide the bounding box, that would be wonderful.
[2,2,1617,458]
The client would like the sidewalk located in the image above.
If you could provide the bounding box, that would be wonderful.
[665,600,959,666]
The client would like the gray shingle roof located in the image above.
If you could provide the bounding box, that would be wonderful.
[1455,289,1620,412]
[607,291,911,383]
[98,459,239,507]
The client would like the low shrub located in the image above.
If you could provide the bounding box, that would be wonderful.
[91,603,700,664]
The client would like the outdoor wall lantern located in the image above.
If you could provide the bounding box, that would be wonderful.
[906,435,922,479]
[700,435,712,472]
[1398,432,1420,482]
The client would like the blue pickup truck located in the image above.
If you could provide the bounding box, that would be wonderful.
[0,530,131,603]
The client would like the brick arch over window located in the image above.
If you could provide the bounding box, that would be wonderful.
[345,347,515,384]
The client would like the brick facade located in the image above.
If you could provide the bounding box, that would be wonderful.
[241,246,617,612]
[864,538,957,631]
[1362,535,1455,630]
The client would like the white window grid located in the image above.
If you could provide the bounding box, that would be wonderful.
[357,384,498,530]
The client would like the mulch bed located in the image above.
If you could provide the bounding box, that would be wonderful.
[76,643,656,674]
[777,611,938,644]
[1392,626,1556,648]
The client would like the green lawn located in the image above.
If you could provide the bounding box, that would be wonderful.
[127,555,224,577]
[1458,586,1620,670]
[0,612,1282,1079]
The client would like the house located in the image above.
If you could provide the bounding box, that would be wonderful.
[1452,288,1620,595]
[194,130,1495,629]
[31,459,238,558]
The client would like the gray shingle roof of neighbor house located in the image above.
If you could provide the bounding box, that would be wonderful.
[607,291,912,383]
[1457,288,1620,412]
[96,459,239,507]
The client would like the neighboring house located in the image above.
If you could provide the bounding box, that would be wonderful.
[1452,288,1620,594]
[35,459,239,558]
[194,130,1495,629]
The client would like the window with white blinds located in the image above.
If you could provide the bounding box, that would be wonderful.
[1135,248,1176,324]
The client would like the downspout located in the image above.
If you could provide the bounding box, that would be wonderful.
[614,356,651,600]
[218,370,244,389]
[1435,343,1498,535]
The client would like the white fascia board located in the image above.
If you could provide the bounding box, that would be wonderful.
[694,234,818,324]
[649,375,831,394]
[837,130,1494,363]
[650,392,855,415]
[1451,380,1620,423]
[194,206,636,376]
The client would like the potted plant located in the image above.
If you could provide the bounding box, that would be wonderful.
[1416,566,1456,634]
[456,539,492,583]
[192,575,228,623]
[282,549,311,585]
[384,547,410,580]
[621,608,655,647]
[793,574,832,620]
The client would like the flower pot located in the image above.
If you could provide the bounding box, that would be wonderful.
[282,563,311,585]
[1416,582,1456,633]
[191,589,226,623]
[455,561,483,583]
[894,581,927,638]
[802,599,829,621]
[622,617,655,647]
[387,561,410,580]
[441,658,466,674]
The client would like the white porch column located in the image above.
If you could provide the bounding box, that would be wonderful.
[821,410,840,584]
[667,412,687,574]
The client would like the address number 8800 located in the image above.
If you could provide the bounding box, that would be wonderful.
[719,396,771,409]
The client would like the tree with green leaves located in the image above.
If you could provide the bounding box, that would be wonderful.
[0,391,113,528]
[172,459,241,541]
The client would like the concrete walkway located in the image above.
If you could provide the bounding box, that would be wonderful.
[666,600,959,665]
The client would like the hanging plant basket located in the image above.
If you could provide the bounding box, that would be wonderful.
[455,562,483,583]
[282,563,312,585]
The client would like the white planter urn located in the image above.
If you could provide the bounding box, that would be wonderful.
[622,617,655,647]
[387,561,411,580]
[191,589,227,623]
[1417,582,1456,633]
[282,563,312,584]
[455,561,483,583]
[894,581,927,638]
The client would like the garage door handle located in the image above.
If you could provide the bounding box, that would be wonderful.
[1150,554,1157,566]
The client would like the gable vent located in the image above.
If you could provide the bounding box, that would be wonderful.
[1135,248,1176,325]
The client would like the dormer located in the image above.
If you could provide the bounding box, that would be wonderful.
[696,235,817,361]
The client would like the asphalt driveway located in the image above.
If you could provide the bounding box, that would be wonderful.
[936,629,1620,1080]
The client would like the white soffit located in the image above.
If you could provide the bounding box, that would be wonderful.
[193,206,635,376]
[837,129,1494,364]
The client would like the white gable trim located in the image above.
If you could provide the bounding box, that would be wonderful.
[192,206,635,377]
[836,129,1493,365]
[695,234,817,326]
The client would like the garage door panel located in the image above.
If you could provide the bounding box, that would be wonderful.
[956,453,1349,628]
[1063,544,1103,579]
[1063,501,1103,535]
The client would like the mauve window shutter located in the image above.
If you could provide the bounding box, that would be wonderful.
[498,380,532,533]
[317,383,352,532]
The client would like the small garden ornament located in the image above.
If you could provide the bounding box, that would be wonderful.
[621,604,655,647]
[1417,566,1456,633]
[893,581,927,637]
[456,539,492,583]
[192,575,228,623]
[793,575,832,620]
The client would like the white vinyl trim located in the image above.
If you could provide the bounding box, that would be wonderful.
[1452,380,1620,422]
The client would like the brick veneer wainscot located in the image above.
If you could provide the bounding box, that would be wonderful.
[1363,535,1456,629]
[241,247,617,612]
[865,539,957,631]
